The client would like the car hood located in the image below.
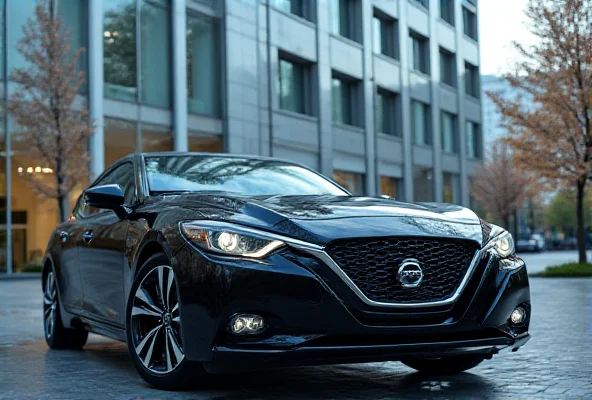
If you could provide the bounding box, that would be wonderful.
[158,194,485,246]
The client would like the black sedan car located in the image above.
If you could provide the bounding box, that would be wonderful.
[42,153,530,390]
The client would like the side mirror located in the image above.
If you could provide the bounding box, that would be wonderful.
[84,184,128,219]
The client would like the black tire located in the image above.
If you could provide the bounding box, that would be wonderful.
[402,355,485,375]
[126,253,207,390]
[43,268,88,349]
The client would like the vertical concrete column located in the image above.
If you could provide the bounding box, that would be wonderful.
[89,0,104,179]
[454,0,469,206]
[361,0,376,196]
[397,0,414,201]
[429,0,442,202]
[173,0,188,152]
[316,0,333,177]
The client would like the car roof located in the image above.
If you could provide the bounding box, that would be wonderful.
[112,152,305,166]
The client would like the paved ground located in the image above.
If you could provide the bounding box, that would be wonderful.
[1,276,591,399]
[517,250,592,274]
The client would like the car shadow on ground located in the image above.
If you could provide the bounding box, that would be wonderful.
[50,339,497,399]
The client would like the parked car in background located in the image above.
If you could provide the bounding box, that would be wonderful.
[516,234,545,252]
[558,237,578,250]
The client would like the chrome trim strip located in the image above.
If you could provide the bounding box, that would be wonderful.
[292,243,484,308]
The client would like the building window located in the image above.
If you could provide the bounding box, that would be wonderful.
[189,135,223,152]
[380,176,403,199]
[140,0,171,108]
[187,13,220,116]
[332,75,359,126]
[104,118,137,167]
[376,88,400,136]
[440,48,456,87]
[409,31,430,75]
[466,120,482,159]
[330,0,360,43]
[443,172,461,204]
[440,0,455,25]
[463,6,478,41]
[104,0,137,102]
[465,62,480,98]
[412,101,431,145]
[58,0,89,93]
[278,55,311,115]
[141,123,173,154]
[272,0,310,20]
[333,171,364,195]
[413,167,434,202]
[411,0,429,9]
[441,111,458,153]
[7,0,37,71]
[373,11,397,59]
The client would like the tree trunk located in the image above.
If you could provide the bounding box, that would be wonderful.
[58,195,67,223]
[503,215,510,233]
[513,210,519,239]
[576,180,587,264]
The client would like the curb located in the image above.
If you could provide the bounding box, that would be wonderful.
[0,273,42,280]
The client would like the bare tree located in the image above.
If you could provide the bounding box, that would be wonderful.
[8,1,93,222]
[471,141,533,233]
[488,0,592,263]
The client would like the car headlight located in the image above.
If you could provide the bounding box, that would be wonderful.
[180,221,285,258]
[487,231,515,258]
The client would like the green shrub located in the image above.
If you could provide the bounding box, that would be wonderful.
[19,262,43,273]
[531,263,592,277]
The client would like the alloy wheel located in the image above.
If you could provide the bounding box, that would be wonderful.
[43,272,58,339]
[131,265,184,375]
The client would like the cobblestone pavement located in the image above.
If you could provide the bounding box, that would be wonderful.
[0,278,591,399]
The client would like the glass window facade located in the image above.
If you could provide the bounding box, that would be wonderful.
[7,0,37,71]
[413,167,434,202]
[466,120,482,159]
[333,170,364,195]
[142,123,173,154]
[0,0,4,78]
[412,101,430,145]
[465,62,480,98]
[332,76,358,126]
[105,118,137,167]
[330,0,358,42]
[187,13,219,116]
[58,0,89,93]
[443,172,461,204]
[440,48,456,87]
[409,32,429,75]
[189,135,223,152]
[140,0,171,107]
[441,111,457,153]
[440,0,455,25]
[373,13,397,59]
[376,89,399,136]
[279,58,306,114]
[104,0,137,102]
[463,6,478,41]
[273,0,306,19]
[380,176,403,199]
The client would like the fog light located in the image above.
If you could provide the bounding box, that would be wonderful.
[510,307,527,325]
[230,314,266,335]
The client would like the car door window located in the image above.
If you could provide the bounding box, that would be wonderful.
[103,162,136,205]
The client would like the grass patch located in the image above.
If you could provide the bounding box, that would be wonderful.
[531,262,592,277]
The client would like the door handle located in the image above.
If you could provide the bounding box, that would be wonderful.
[82,230,94,243]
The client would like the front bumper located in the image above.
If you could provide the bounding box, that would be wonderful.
[172,242,531,371]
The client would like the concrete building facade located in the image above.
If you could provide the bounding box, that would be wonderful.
[0,0,483,273]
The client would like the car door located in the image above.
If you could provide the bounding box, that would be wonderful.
[55,202,87,310]
[78,162,137,327]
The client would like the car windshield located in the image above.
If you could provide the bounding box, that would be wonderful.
[144,155,349,196]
